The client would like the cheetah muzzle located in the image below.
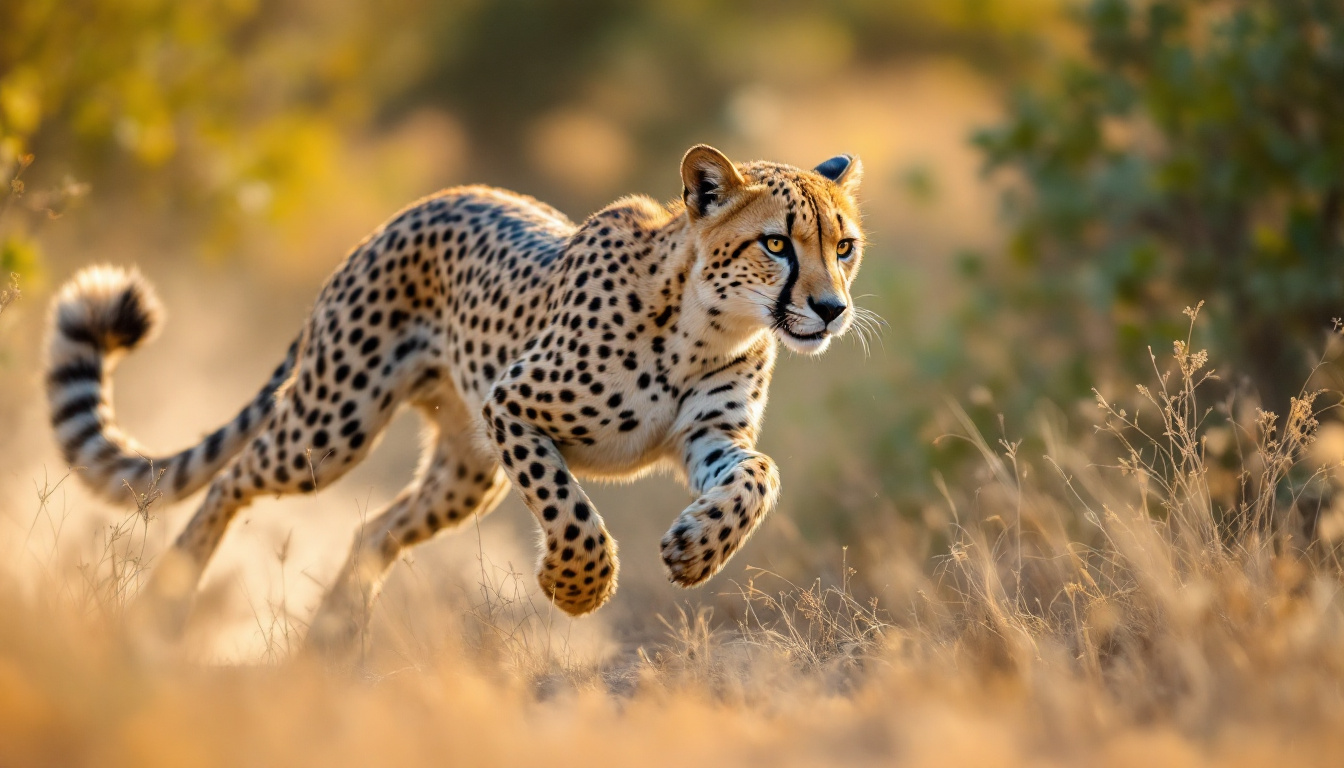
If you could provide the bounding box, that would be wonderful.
[44,144,867,655]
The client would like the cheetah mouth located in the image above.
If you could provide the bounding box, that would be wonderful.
[775,325,834,354]
[781,327,828,342]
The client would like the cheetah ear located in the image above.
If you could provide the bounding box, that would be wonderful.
[681,144,745,220]
[814,154,862,193]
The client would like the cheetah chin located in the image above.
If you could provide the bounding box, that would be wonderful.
[777,326,835,356]
[45,143,867,655]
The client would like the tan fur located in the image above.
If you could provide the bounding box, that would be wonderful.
[44,146,867,654]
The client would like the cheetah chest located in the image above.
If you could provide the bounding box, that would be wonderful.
[553,387,678,477]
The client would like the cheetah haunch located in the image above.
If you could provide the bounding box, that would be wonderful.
[45,145,866,653]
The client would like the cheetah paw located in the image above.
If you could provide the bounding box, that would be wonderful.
[537,529,619,616]
[660,506,733,587]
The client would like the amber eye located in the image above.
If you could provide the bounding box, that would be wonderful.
[764,236,787,254]
[836,239,854,258]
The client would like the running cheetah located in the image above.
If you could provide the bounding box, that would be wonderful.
[45,145,867,651]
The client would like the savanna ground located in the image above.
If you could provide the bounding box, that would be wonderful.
[4,1,1344,765]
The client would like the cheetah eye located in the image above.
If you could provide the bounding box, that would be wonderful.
[763,236,787,255]
[836,239,855,259]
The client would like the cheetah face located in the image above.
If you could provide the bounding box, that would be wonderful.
[681,145,864,355]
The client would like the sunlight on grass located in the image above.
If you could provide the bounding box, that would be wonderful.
[4,312,1344,766]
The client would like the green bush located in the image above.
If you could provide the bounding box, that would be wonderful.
[975,0,1344,411]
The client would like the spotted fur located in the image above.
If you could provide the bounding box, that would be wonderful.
[44,145,867,651]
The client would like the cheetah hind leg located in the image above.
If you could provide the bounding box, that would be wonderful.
[127,353,418,654]
[126,458,269,655]
[305,409,508,661]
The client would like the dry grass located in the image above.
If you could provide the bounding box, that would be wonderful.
[0,273,18,319]
[4,310,1344,766]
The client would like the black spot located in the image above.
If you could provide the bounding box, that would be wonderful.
[203,427,227,462]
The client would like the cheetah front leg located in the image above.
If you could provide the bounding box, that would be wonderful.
[661,372,780,586]
[482,389,619,616]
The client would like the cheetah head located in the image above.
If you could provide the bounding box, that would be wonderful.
[680,144,864,355]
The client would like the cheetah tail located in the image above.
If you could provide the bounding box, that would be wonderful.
[46,265,298,505]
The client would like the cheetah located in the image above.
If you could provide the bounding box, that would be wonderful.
[45,145,867,651]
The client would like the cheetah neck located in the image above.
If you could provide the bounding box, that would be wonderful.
[564,195,775,389]
[644,214,775,382]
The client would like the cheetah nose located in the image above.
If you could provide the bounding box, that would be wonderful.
[807,297,846,325]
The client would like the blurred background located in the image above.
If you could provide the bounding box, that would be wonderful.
[1,0,1341,660]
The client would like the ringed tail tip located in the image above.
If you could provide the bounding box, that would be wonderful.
[52,265,163,354]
